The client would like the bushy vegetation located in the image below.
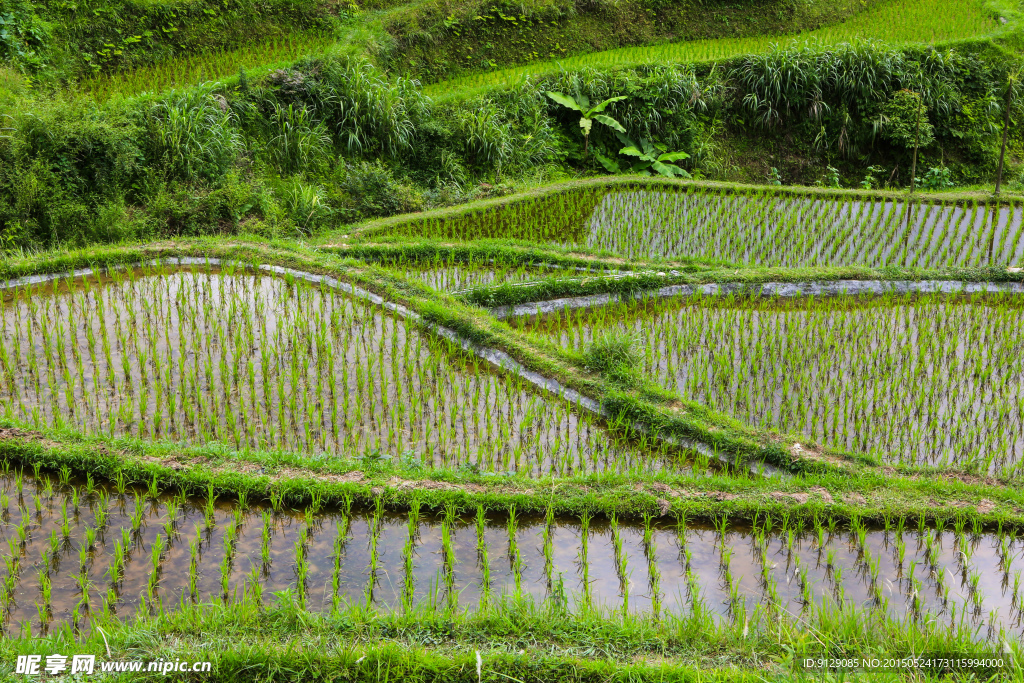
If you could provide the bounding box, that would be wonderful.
[2,36,1021,252]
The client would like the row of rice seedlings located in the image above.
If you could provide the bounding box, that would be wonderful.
[522,290,1024,473]
[580,189,1024,267]
[372,189,604,243]
[0,264,683,477]
[376,252,615,293]
[3,470,1023,639]
[427,0,999,93]
[80,31,337,101]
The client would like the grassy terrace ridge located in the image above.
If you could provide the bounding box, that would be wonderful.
[424,0,1014,96]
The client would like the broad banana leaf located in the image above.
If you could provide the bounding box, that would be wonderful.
[592,114,625,133]
[545,91,581,111]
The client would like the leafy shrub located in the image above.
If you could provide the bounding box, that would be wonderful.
[920,165,954,190]
[879,89,934,148]
[148,88,241,183]
[264,103,330,175]
[336,160,423,218]
[291,56,424,158]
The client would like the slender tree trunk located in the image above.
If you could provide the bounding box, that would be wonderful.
[910,92,923,194]
[994,91,1012,197]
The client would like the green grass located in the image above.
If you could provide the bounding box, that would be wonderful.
[426,0,1007,96]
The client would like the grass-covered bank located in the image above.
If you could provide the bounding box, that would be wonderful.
[3,421,1023,526]
[5,595,1020,681]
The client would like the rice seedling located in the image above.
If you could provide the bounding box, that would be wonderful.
[476,505,491,609]
[542,504,555,591]
[526,289,1024,472]
[507,505,523,595]
[365,498,383,608]
[441,503,457,611]
[578,511,592,606]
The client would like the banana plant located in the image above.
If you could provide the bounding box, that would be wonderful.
[545,91,626,158]
[596,132,691,178]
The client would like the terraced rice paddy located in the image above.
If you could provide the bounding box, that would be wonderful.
[379,256,619,292]
[427,0,1002,94]
[0,264,683,477]
[578,190,1024,267]
[3,471,1022,640]
[519,291,1024,473]
[81,31,337,101]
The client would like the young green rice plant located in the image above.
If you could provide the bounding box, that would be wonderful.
[542,504,555,590]
[365,498,383,608]
[577,511,592,606]
[60,501,72,541]
[641,513,662,618]
[188,529,200,601]
[475,505,491,609]
[130,493,145,536]
[113,471,127,496]
[441,503,457,610]
[94,492,109,529]
[38,566,51,615]
[260,510,273,573]
[221,525,237,602]
[507,505,523,595]
[148,533,166,594]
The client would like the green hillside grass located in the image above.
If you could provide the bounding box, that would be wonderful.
[428,0,1009,95]
[22,0,887,99]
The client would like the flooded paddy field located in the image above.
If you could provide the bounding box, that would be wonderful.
[2,471,1022,641]
[518,291,1024,473]
[377,256,618,293]
[0,264,688,478]
[576,190,1024,267]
